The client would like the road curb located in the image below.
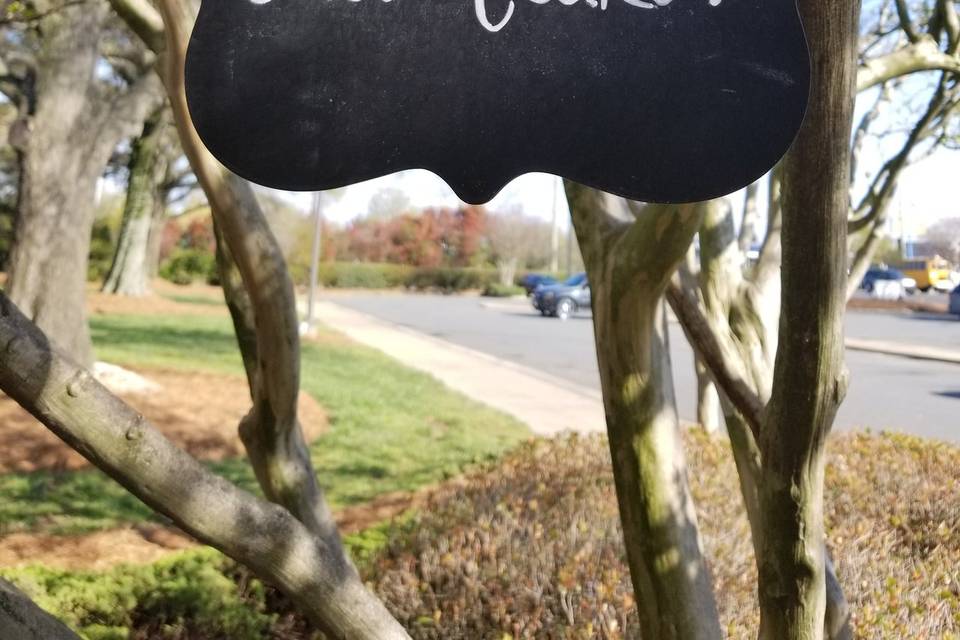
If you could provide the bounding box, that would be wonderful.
[845,338,960,365]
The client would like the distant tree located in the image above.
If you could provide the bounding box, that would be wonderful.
[923,216,960,263]
[367,186,412,220]
[0,3,162,364]
[485,207,551,285]
[102,106,185,296]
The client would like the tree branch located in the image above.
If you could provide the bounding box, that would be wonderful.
[0,578,81,639]
[665,278,765,437]
[0,291,409,639]
[858,36,960,90]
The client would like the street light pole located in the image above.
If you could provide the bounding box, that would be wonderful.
[305,191,323,331]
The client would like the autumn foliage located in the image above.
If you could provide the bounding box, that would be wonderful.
[334,205,488,268]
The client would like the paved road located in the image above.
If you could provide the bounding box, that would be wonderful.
[329,293,960,443]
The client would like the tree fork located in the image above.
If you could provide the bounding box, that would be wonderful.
[566,183,721,639]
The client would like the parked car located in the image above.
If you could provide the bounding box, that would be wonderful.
[519,273,558,296]
[861,267,916,297]
[532,273,591,320]
[950,284,960,316]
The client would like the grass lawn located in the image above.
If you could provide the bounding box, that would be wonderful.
[0,311,528,535]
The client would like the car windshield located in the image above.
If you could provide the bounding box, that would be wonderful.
[564,273,587,287]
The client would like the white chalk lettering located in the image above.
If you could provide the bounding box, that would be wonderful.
[250,0,722,34]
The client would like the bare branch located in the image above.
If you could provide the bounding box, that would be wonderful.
[665,278,765,437]
[0,292,409,640]
[0,579,81,639]
[894,0,921,43]
[858,36,960,90]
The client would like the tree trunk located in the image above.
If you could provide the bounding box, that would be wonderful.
[4,3,160,365]
[103,108,168,297]
[757,0,858,637]
[695,358,721,433]
[672,192,852,639]
[118,2,410,635]
[496,256,518,286]
[145,194,168,279]
[566,183,720,640]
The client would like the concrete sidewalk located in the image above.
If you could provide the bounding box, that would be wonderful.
[313,301,606,437]
[845,338,960,365]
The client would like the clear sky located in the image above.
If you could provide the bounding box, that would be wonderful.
[267,140,958,238]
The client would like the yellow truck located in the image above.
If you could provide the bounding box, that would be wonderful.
[896,257,954,292]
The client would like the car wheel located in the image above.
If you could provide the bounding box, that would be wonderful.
[920,286,931,293]
[556,298,574,321]
[863,282,874,294]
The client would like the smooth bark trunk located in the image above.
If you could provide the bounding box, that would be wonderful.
[757,0,858,637]
[566,183,721,640]
[103,108,168,297]
[695,358,721,433]
[0,579,81,640]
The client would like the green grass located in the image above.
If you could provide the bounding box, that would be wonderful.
[160,292,227,307]
[0,313,527,535]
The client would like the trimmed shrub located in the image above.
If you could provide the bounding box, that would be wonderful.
[159,249,218,286]
[1,549,274,639]
[482,283,526,298]
[297,262,500,292]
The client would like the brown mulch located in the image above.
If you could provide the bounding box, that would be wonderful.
[86,281,228,317]
[0,479,467,571]
[0,368,328,474]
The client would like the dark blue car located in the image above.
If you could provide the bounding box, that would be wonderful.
[532,273,591,320]
[520,273,558,296]
[860,267,913,294]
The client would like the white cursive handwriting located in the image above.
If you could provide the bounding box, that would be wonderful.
[474,0,720,33]
[249,0,722,34]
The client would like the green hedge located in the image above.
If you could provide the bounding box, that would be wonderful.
[298,262,500,292]
[481,283,526,298]
[159,249,219,287]
[1,549,273,639]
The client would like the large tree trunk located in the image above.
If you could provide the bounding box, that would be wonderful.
[4,3,160,365]
[102,107,168,297]
[566,183,720,640]
[757,0,858,637]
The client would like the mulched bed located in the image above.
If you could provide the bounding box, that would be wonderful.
[363,431,959,639]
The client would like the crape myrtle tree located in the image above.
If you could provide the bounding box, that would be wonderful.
[0,1,163,365]
[0,0,410,637]
[567,0,864,638]
[670,2,960,636]
[0,4,945,640]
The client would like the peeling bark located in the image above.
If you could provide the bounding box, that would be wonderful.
[566,182,721,640]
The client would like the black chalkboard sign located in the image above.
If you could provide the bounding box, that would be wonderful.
[185,0,809,204]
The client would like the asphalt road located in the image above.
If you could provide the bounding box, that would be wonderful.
[330,293,960,443]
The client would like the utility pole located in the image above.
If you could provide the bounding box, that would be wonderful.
[550,176,560,273]
[304,192,323,332]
